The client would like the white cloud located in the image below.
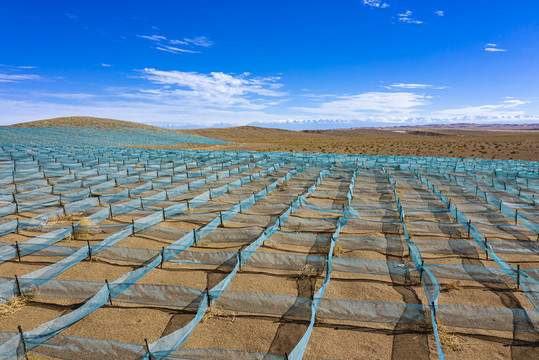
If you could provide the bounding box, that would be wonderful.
[484,43,507,52]
[294,92,429,117]
[386,83,435,89]
[138,35,213,54]
[38,93,97,100]
[156,46,200,54]
[0,73,42,82]
[0,97,285,126]
[435,10,444,16]
[170,39,188,45]
[138,35,167,42]
[183,36,214,47]
[362,0,389,8]
[437,99,529,117]
[133,68,285,109]
[101,63,111,67]
[485,47,507,52]
[397,10,423,24]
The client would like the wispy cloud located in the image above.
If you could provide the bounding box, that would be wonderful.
[362,0,389,8]
[170,39,188,45]
[0,73,42,82]
[294,92,429,117]
[484,43,507,52]
[397,10,423,24]
[101,63,111,67]
[38,93,97,100]
[437,99,529,117]
[138,35,167,42]
[183,36,214,47]
[156,46,200,54]
[131,68,285,109]
[64,13,78,19]
[434,10,444,16]
[384,83,446,90]
[138,34,213,54]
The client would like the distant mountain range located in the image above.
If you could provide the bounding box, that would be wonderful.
[149,117,539,131]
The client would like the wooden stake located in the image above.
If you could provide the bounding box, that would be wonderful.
[160,247,165,269]
[87,240,92,261]
[105,279,113,305]
[517,264,520,290]
[18,325,29,360]
[15,241,21,262]
[14,274,22,296]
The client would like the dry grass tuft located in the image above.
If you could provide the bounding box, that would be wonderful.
[79,217,94,226]
[443,281,461,292]
[412,322,462,351]
[74,217,96,239]
[298,264,319,279]
[437,323,462,351]
[319,243,345,257]
[44,212,82,225]
[0,286,38,317]
[201,306,236,324]
[332,243,345,257]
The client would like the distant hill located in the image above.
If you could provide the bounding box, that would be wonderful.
[181,126,326,141]
[181,125,409,141]
[1,116,228,147]
[9,116,166,131]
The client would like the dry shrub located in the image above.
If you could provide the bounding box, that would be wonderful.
[412,322,462,351]
[0,287,38,317]
[298,264,319,279]
[201,306,236,324]
[332,243,345,257]
[44,212,82,225]
[443,281,461,292]
[79,217,94,226]
[319,243,345,257]
[74,217,96,239]
[437,324,462,351]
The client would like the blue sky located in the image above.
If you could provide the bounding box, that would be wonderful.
[1,0,539,128]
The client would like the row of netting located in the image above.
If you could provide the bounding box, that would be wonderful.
[389,166,537,336]
[0,147,340,358]
[0,156,279,266]
[0,127,229,147]
[0,145,537,359]
[4,163,535,359]
[405,167,539,312]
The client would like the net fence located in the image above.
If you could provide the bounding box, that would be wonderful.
[0,145,537,359]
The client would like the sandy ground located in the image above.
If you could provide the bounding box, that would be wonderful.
[0,159,538,360]
[174,126,539,161]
